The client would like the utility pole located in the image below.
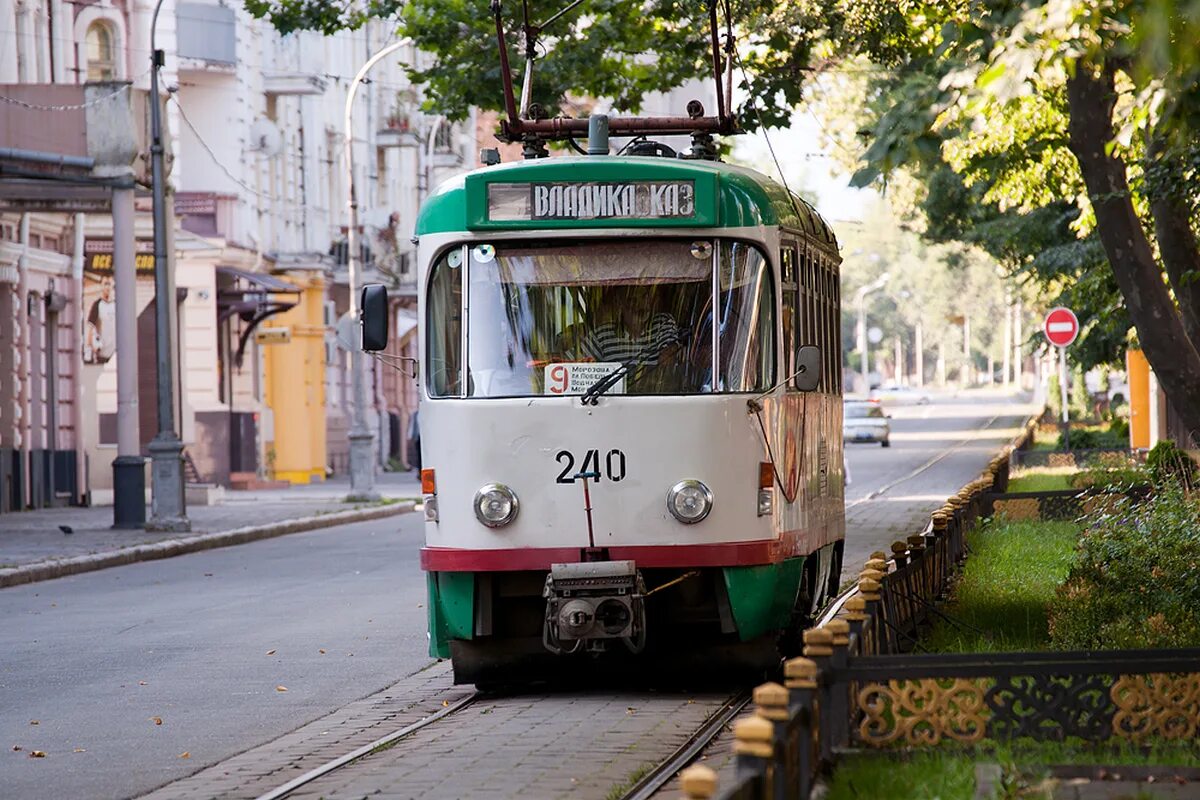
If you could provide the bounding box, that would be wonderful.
[146,0,188,531]
[111,185,144,528]
[854,271,889,394]
[914,321,924,388]
[344,37,411,501]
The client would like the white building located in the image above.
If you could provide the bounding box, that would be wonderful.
[0,0,477,511]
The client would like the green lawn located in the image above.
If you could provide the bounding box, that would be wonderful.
[826,742,1200,800]
[923,519,1079,652]
[1005,467,1076,492]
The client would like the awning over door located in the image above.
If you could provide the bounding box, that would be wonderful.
[216,266,302,366]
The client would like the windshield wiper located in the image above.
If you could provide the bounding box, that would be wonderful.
[580,362,633,406]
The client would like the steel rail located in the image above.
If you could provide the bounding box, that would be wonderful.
[618,689,752,800]
[253,692,479,800]
[615,569,867,800]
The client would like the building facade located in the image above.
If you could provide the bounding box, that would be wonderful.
[1,0,477,514]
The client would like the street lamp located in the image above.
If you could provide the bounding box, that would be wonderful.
[146,0,188,531]
[344,38,412,501]
[855,271,890,394]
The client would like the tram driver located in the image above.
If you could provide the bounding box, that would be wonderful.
[575,285,688,367]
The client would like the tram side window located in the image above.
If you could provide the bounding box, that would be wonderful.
[718,241,775,392]
[830,262,842,394]
[780,245,798,387]
[427,248,464,397]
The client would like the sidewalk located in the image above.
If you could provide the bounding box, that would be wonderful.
[0,472,420,588]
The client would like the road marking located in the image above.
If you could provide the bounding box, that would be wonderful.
[845,410,1004,510]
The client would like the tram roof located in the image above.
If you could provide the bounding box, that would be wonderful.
[415,156,838,247]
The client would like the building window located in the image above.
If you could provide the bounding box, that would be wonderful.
[434,122,455,154]
[86,22,116,81]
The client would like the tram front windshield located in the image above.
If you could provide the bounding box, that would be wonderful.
[426,239,775,398]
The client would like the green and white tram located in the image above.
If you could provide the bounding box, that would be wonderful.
[362,142,845,684]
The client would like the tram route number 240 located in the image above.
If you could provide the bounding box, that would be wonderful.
[555,449,627,484]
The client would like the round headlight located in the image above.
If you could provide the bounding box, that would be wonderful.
[474,483,519,527]
[666,480,713,524]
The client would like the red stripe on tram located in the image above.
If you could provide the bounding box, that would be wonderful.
[420,539,796,572]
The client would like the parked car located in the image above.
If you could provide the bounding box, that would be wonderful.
[844,400,891,447]
[868,383,932,406]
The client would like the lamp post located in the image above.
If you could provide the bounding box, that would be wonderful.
[855,272,889,394]
[344,38,411,501]
[146,0,188,531]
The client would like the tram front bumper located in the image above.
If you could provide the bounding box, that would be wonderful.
[542,560,647,654]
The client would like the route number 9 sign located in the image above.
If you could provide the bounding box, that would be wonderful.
[544,362,625,395]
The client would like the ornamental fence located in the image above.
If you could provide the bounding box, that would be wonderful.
[1008,447,1145,469]
[674,420,1200,800]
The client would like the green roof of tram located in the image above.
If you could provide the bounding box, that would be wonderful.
[414,155,838,245]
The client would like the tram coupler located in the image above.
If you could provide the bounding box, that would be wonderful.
[542,560,647,655]
[581,546,610,562]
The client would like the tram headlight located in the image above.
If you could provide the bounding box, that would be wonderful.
[473,483,519,527]
[666,480,713,524]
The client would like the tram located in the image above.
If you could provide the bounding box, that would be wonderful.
[361,125,845,684]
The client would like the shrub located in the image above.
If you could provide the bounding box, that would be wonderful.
[1068,463,1148,491]
[1047,485,1200,650]
[1055,425,1127,451]
[1145,440,1199,490]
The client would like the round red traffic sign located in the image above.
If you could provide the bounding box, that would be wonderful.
[1043,307,1079,347]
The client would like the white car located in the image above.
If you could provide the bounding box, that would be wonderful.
[868,383,932,406]
[844,401,891,447]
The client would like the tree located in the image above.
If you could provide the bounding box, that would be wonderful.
[820,2,1200,439]
[246,0,1200,438]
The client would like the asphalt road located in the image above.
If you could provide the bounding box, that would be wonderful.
[841,389,1036,578]
[0,389,1033,800]
[0,516,430,800]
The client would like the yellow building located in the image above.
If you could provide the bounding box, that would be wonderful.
[263,271,328,484]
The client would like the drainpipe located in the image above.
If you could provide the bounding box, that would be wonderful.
[71,212,85,504]
[17,213,30,508]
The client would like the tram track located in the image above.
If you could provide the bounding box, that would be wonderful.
[253,691,480,800]
[207,586,864,800]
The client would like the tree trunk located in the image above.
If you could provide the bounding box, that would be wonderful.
[1065,62,1200,441]
[1148,175,1200,346]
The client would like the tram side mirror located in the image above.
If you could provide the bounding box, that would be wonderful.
[794,345,821,392]
[360,284,389,351]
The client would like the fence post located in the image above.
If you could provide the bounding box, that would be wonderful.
[826,618,851,755]
[859,566,890,652]
[930,512,949,597]
[784,657,819,800]
[842,595,868,651]
[753,682,789,800]
[857,577,882,657]
[801,626,835,765]
[679,764,718,800]
[733,715,775,796]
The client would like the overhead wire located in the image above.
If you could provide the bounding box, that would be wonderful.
[169,94,308,213]
[0,66,152,110]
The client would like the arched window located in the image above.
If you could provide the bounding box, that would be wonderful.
[86,22,116,81]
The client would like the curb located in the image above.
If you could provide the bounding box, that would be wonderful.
[0,501,416,589]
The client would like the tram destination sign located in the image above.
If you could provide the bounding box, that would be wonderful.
[487,180,697,222]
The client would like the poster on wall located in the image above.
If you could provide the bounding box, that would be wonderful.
[81,238,154,365]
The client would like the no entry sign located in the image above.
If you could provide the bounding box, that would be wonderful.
[1043,307,1079,347]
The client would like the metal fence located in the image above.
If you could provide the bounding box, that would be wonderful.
[1008,447,1145,469]
[674,418,1200,800]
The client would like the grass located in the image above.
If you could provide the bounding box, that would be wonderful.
[1005,467,1077,493]
[603,761,656,800]
[923,518,1080,653]
[825,750,975,800]
[826,742,1200,800]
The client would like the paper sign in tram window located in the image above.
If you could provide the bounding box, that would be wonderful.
[543,362,625,395]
